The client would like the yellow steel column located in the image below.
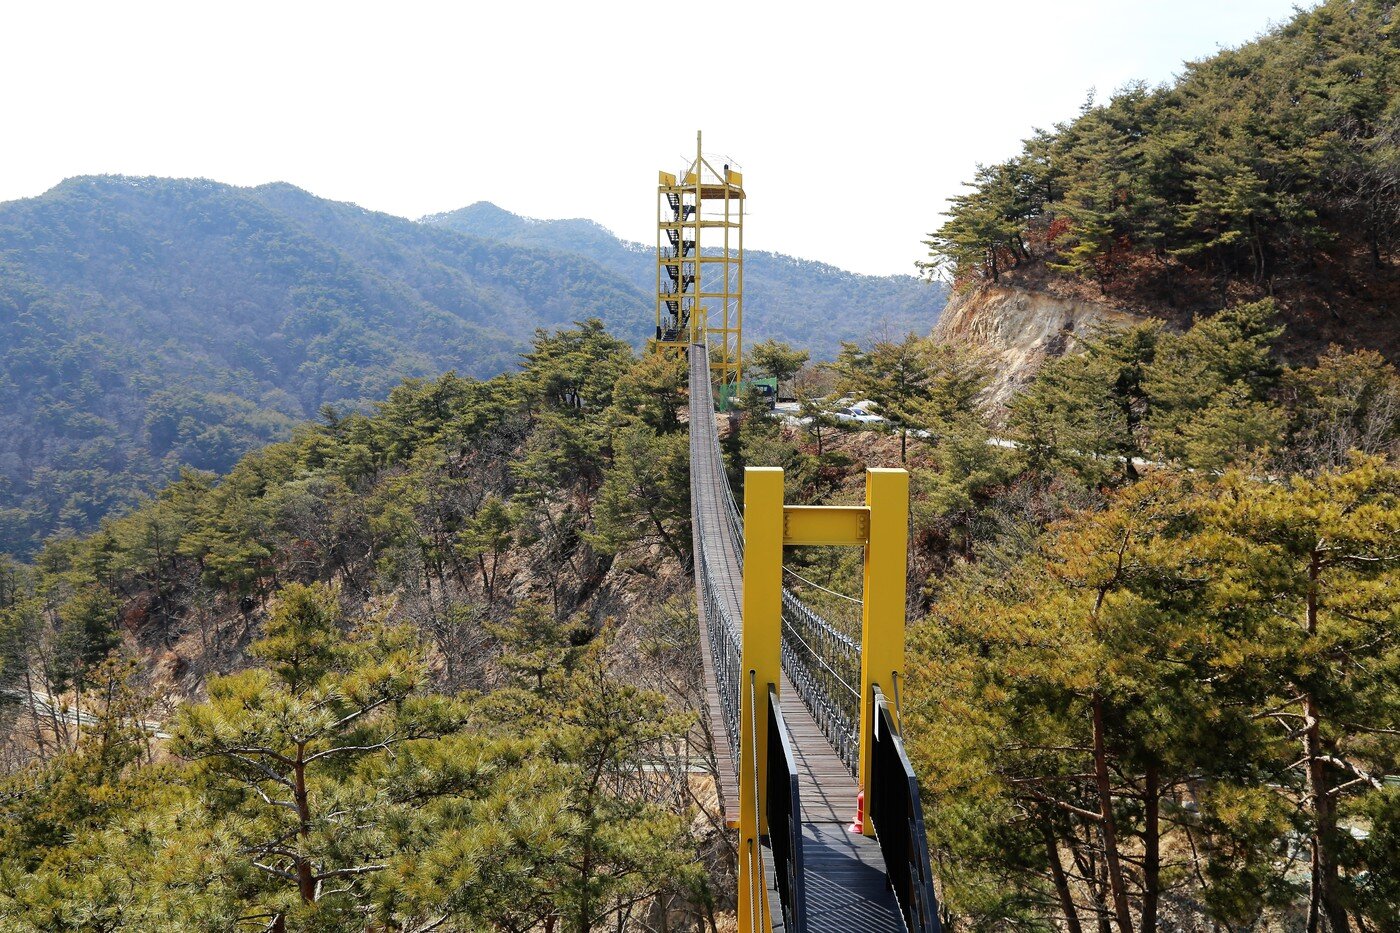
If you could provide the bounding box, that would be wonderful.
[736,173,744,382]
[723,169,731,381]
[857,467,909,835]
[739,466,783,932]
[692,130,703,347]
[656,177,662,340]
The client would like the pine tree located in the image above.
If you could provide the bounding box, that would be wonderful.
[1006,321,1162,484]
[832,334,938,462]
[746,339,810,387]
[1143,300,1285,466]
[1200,457,1400,932]
[171,582,465,929]
[590,425,690,568]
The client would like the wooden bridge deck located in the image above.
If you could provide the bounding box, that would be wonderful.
[688,347,905,932]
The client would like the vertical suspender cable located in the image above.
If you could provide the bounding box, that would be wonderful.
[748,669,760,933]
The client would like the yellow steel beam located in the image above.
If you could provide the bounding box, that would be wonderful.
[782,505,870,547]
[736,171,743,382]
[657,221,742,229]
[856,468,909,835]
[739,467,782,933]
[692,133,702,348]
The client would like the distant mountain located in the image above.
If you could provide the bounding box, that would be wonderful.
[422,202,947,361]
[0,176,652,556]
[0,178,942,558]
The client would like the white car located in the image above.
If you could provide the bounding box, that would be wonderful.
[833,405,884,425]
[828,400,884,425]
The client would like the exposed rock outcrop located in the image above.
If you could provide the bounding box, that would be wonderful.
[935,280,1148,406]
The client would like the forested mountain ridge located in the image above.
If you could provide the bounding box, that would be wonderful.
[0,176,651,556]
[424,201,949,360]
[1,306,1396,930]
[927,0,1400,367]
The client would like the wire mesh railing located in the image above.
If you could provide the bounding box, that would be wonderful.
[780,589,862,776]
[697,527,743,775]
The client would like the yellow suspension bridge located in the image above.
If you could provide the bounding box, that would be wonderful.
[661,135,942,933]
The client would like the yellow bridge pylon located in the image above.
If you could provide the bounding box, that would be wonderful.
[737,466,910,931]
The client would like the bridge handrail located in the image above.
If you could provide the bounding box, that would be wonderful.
[697,527,742,773]
[690,343,745,779]
[869,686,942,933]
[766,684,806,932]
[780,591,861,775]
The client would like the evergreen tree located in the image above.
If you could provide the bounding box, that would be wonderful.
[590,425,690,568]
[1200,457,1400,932]
[911,475,1288,930]
[457,495,518,604]
[1143,300,1285,466]
[171,582,465,929]
[1006,321,1162,484]
[746,339,810,386]
[832,334,938,462]
[610,351,688,435]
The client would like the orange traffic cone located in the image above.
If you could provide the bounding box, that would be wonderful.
[848,789,865,834]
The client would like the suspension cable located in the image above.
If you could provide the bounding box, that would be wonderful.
[782,565,862,605]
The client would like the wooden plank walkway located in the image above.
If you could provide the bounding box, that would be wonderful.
[777,673,857,826]
[688,345,906,931]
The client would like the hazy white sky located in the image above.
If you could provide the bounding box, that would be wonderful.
[1,0,1307,275]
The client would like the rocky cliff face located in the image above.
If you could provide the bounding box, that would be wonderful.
[935,280,1148,405]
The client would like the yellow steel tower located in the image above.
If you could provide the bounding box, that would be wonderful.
[655,131,744,388]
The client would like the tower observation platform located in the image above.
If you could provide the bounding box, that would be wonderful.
[656,131,744,391]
